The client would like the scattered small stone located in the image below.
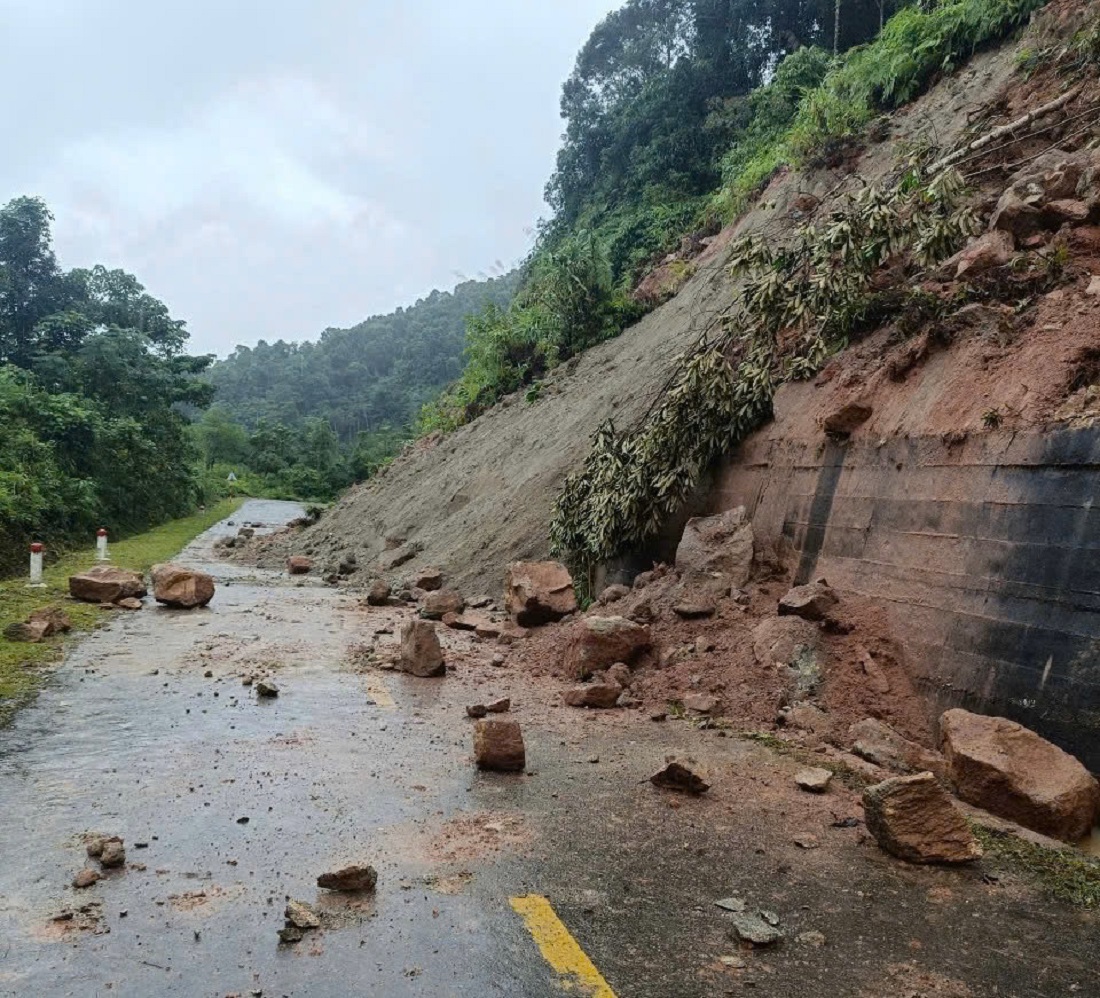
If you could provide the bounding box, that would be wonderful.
[777,580,838,622]
[650,756,709,794]
[256,681,279,698]
[286,556,313,576]
[236,816,250,825]
[563,682,622,709]
[317,864,378,892]
[729,913,783,947]
[797,930,827,947]
[683,693,718,714]
[285,899,321,930]
[116,597,143,610]
[588,755,600,764]
[795,767,833,793]
[715,897,747,913]
[204,670,213,678]
[466,704,488,719]
[760,911,780,927]
[278,926,304,944]
[72,869,100,889]
[490,653,506,667]
[650,711,667,722]
[719,955,747,969]
[486,698,510,713]
[792,832,819,850]
[672,601,716,619]
[100,839,126,868]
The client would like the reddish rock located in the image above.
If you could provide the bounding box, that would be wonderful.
[990,188,1044,242]
[822,401,874,435]
[945,230,1014,278]
[672,600,716,619]
[286,556,313,575]
[398,619,445,677]
[940,709,1100,841]
[777,581,838,622]
[466,704,488,718]
[563,682,622,709]
[116,597,143,611]
[683,693,718,714]
[366,579,391,606]
[504,561,577,626]
[497,623,529,646]
[69,566,147,604]
[850,718,945,778]
[72,868,101,889]
[444,611,492,633]
[379,544,418,572]
[564,616,652,679]
[3,620,50,643]
[651,756,710,794]
[28,606,71,635]
[598,583,630,605]
[473,719,526,771]
[317,864,377,892]
[1043,198,1091,226]
[752,616,821,667]
[474,619,503,640]
[604,662,632,688]
[486,697,510,713]
[412,567,444,591]
[674,507,754,587]
[420,589,465,620]
[151,563,215,609]
[863,772,982,864]
[99,839,126,868]
[795,767,833,793]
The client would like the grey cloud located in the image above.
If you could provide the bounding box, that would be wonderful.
[0,0,615,354]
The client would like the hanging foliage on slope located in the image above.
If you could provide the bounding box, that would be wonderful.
[549,169,980,578]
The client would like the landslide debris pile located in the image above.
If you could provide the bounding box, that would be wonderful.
[245,0,1100,596]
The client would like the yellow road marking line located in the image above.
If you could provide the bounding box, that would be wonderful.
[509,895,617,997]
[364,676,394,709]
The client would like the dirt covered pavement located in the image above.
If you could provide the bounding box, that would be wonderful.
[0,501,1097,997]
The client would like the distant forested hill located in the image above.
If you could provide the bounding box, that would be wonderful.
[207,273,517,442]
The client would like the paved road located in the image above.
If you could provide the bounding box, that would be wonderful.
[1,500,1098,997]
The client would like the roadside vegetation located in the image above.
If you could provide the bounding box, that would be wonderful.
[0,497,242,723]
[417,0,1043,437]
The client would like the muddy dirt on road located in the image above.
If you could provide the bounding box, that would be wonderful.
[0,500,1097,997]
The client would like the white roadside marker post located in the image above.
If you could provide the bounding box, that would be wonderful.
[28,542,45,587]
[96,528,109,562]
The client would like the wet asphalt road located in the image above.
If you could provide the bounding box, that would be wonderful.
[0,501,558,997]
[2,500,1099,998]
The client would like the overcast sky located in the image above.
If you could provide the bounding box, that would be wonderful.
[0,0,615,356]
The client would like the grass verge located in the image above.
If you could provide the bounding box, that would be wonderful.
[0,497,243,723]
[974,825,1100,908]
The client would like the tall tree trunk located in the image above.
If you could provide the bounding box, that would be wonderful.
[834,0,842,55]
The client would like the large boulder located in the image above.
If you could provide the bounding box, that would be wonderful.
[473,719,526,771]
[151,563,215,609]
[674,507,754,587]
[939,709,1100,841]
[863,772,982,864]
[504,561,577,626]
[397,619,445,677]
[3,620,50,643]
[69,566,147,604]
[564,616,651,680]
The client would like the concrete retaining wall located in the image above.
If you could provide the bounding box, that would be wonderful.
[711,426,1100,769]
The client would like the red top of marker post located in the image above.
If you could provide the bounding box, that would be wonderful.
[97,528,108,537]
[30,542,43,553]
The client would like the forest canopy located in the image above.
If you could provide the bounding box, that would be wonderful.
[0,195,214,571]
